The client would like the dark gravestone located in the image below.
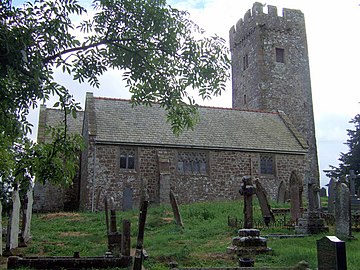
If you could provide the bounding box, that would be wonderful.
[317,236,347,270]
[328,178,336,213]
[320,187,327,197]
[289,171,301,224]
[122,188,133,211]
[277,181,287,204]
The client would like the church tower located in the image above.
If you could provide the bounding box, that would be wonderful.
[230,3,319,184]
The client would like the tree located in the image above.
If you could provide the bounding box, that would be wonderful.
[324,114,360,179]
[0,0,230,192]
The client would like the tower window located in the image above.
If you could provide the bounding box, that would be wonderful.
[244,94,247,105]
[275,48,285,63]
[243,54,249,70]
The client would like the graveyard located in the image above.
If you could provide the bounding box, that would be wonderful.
[1,196,360,270]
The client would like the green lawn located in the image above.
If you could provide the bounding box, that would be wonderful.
[2,200,360,269]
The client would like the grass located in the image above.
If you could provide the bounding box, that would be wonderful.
[1,200,360,269]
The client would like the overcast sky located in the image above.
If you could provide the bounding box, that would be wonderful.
[16,0,360,188]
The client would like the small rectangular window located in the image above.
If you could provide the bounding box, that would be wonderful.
[260,154,275,175]
[276,48,285,63]
[120,148,136,170]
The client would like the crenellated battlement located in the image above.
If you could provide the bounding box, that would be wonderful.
[229,2,305,50]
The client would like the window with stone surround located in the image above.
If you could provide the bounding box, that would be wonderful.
[260,154,275,175]
[120,148,135,170]
[177,151,207,175]
[275,48,285,63]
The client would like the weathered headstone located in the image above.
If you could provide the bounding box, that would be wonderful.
[22,187,34,244]
[317,236,347,270]
[133,200,149,270]
[254,179,275,224]
[121,219,131,257]
[349,170,360,211]
[335,182,351,239]
[319,187,327,197]
[158,151,171,204]
[277,181,288,204]
[289,171,301,224]
[0,201,2,256]
[10,188,21,250]
[296,180,328,234]
[169,190,184,228]
[328,177,336,213]
[122,187,133,211]
[239,176,256,229]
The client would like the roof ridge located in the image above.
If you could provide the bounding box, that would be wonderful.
[93,95,278,115]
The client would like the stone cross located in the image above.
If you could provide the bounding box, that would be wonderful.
[335,182,351,239]
[239,176,256,229]
[10,188,21,250]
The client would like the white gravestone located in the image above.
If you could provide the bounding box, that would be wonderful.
[10,189,21,250]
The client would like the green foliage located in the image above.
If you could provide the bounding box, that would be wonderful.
[325,114,360,179]
[0,0,230,199]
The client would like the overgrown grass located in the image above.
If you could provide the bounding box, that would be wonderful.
[2,200,360,270]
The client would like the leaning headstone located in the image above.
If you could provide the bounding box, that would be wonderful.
[317,236,347,270]
[254,179,275,224]
[327,178,336,213]
[169,190,184,228]
[289,171,301,224]
[335,182,351,239]
[10,188,21,250]
[0,201,2,256]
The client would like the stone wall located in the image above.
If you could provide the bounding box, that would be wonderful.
[229,3,319,187]
[80,143,305,211]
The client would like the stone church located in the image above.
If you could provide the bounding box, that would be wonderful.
[33,3,319,212]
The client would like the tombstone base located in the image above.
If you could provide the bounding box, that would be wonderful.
[227,229,271,256]
[295,212,328,234]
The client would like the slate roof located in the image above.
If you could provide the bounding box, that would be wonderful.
[87,94,308,154]
[37,105,84,143]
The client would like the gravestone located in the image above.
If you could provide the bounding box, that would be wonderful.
[317,236,347,270]
[327,178,336,213]
[335,182,351,239]
[169,190,184,228]
[296,181,328,234]
[0,201,2,256]
[289,171,301,224]
[254,179,275,224]
[10,188,21,250]
[122,187,133,211]
[23,187,33,244]
[349,170,360,211]
[319,187,327,197]
[276,181,288,204]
